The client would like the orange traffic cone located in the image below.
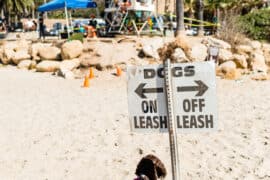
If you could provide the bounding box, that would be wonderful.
[116,66,122,77]
[89,67,94,79]
[83,75,90,88]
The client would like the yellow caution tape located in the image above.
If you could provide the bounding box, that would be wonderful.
[163,14,220,27]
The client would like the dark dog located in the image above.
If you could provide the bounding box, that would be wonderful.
[135,154,167,180]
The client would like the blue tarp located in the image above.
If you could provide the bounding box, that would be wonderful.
[38,0,97,12]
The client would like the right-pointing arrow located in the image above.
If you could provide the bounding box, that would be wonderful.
[177,80,208,96]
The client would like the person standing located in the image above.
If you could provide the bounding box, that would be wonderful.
[39,12,45,39]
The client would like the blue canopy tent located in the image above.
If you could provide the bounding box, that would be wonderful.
[38,0,97,37]
[38,0,97,12]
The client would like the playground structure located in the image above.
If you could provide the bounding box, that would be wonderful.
[104,0,163,35]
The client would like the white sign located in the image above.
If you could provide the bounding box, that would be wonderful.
[127,61,218,133]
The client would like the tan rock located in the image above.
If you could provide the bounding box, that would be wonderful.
[2,49,14,64]
[204,37,231,49]
[142,45,160,59]
[219,60,237,71]
[80,42,137,70]
[82,42,95,52]
[0,48,3,63]
[15,39,30,52]
[224,68,242,80]
[236,45,253,55]
[262,43,270,50]
[61,40,83,59]
[12,50,31,65]
[17,60,32,69]
[249,41,261,50]
[251,73,269,81]
[110,43,137,65]
[172,48,188,62]
[250,52,268,73]
[141,38,164,59]
[2,39,30,52]
[36,61,61,72]
[80,54,100,67]
[30,43,51,60]
[2,42,17,51]
[216,66,241,80]
[189,43,207,61]
[262,44,270,66]
[233,54,248,69]
[219,49,233,63]
[60,59,80,71]
[30,61,37,69]
[39,46,61,60]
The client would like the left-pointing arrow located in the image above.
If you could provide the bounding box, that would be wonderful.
[135,83,164,98]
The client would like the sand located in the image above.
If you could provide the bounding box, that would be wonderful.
[0,66,269,180]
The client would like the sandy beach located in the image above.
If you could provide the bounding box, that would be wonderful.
[0,65,269,180]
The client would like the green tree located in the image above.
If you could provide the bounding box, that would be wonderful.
[0,0,34,24]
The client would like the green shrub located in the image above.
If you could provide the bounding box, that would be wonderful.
[238,9,270,40]
[68,33,84,42]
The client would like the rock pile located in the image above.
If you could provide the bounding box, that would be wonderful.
[0,36,269,80]
[0,39,81,69]
[156,36,270,80]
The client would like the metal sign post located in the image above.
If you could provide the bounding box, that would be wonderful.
[163,59,180,180]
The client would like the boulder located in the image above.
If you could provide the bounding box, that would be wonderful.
[12,50,31,64]
[236,45,253,55]
[142,45,159,59]
[3,39,30,52]
[172,48,188,62]
[217,61,241,80]
[2,41,17,51]
[219,61,237,71]
[80,53,100,67]
[218,49,233,63]
[141,38,164,59]
[36,61,61,72]
[61,40,83,59]
[60,59,80,71]
[110,43,137,65]
[17,60,32,70]
[0,49,3,63]
[249,52,268,73]
[233,54,248,69]
[254,50,264,55]
[262,43,270,52]
[30,43,51,60]
[251,72,269,81]
[216,68,241,80]
[189,43,207,61]
[249,41,261,50]
[38,46,61,60]
[204,37,231,49]
[82,42,95,52]
[80,42,137,70]
[262,44,270,66]
[15,39,30,52]
[2,49,15,64]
